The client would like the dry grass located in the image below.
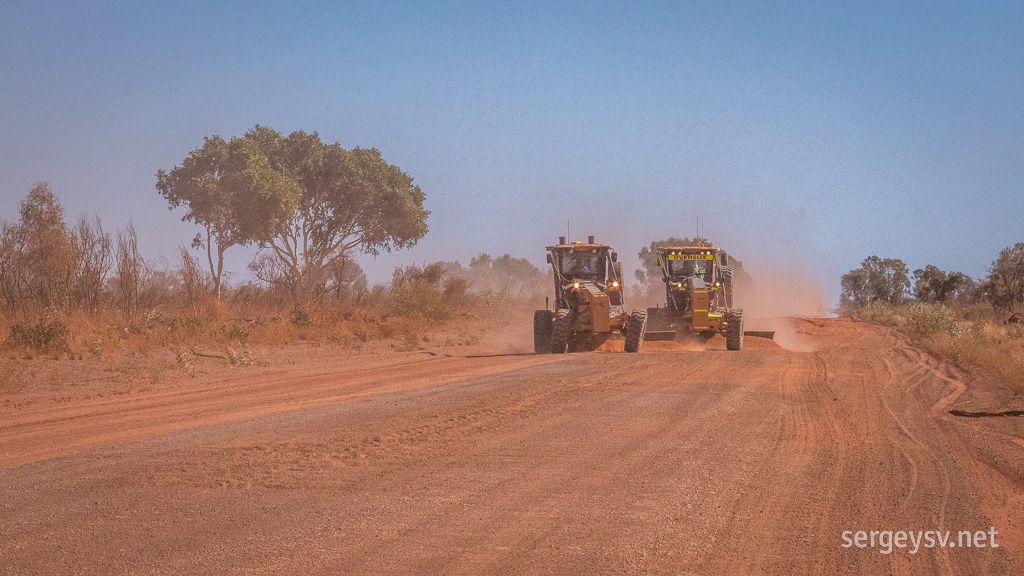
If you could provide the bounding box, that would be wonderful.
[921,322,1024,393]
[846,303,1024,394]
[5,305,416,359]
[0,257,549,403]
[2,287,542,364]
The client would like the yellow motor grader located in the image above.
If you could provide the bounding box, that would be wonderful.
[645,245,772,350]
[534,236,648,353]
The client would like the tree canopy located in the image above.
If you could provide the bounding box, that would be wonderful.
[985,243,1024,312]
[912,264,975,304]
[460,253,546,295]
[158,125,428,302]
[0,183,112,317]
[156,135,300,299]
[841,256,910,308]
[6,183,75,313]
[245,126,428,301]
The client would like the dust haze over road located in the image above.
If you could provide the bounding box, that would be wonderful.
[2,318,1022,574]
[737,259,831,352]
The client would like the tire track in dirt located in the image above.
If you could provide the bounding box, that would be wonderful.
[149,358,641,490]
[877,352,953,574]
[0,354,568,470]
[885,328,1024,569]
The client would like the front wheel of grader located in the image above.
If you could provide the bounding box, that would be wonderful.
[549,309,572,354]
[722,266,734,307]
[726,308,744,351]
[533,310,553,353]
[624,308,648,353]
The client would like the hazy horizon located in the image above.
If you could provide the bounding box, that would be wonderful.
[3,1,1022,306]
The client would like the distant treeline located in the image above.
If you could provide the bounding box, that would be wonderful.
[840,249,1024,318]
[0,182,547,353]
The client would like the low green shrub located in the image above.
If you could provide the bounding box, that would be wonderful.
[850,300,896,322]
[6,317,70,352]
[290,307,313,327]
[961,301,996,323]
[906,303,960,337]
[389,281,452,321]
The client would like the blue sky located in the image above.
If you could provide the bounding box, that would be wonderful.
[2,1,1022,304]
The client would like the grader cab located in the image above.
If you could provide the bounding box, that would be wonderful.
[534,236,648,353]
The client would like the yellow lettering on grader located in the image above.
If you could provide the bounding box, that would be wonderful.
[667,254,714,260]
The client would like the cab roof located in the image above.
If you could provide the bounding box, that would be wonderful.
[655,246,721,253]
[546,242,614,251]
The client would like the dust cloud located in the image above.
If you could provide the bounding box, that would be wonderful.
[474,306,545,355]
[735,260,829,352]
[736,265,829,319]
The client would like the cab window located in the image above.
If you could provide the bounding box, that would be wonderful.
[559,252,607,278]
[666,254,715,281]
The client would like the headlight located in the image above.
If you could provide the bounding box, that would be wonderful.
[612,281,619,287]
[676,282,683,289]
[573,282,580,289]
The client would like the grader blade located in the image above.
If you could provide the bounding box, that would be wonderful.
[643,330,677,342]
[743,331,776,340]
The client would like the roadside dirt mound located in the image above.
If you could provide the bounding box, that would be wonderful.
[593,335,781,352]
[702,334,781,350]
[594,340,625,352]
[594,340,693,353]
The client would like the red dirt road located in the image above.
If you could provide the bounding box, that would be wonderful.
[2,318,1022,574]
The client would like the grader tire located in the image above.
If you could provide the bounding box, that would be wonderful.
[726,308,744,351]
[533,310,553,353]
[624,309,648,353]
[722,267,734,308]
[549,309,572,354]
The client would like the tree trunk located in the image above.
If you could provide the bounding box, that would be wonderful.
[205,226,222,301]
